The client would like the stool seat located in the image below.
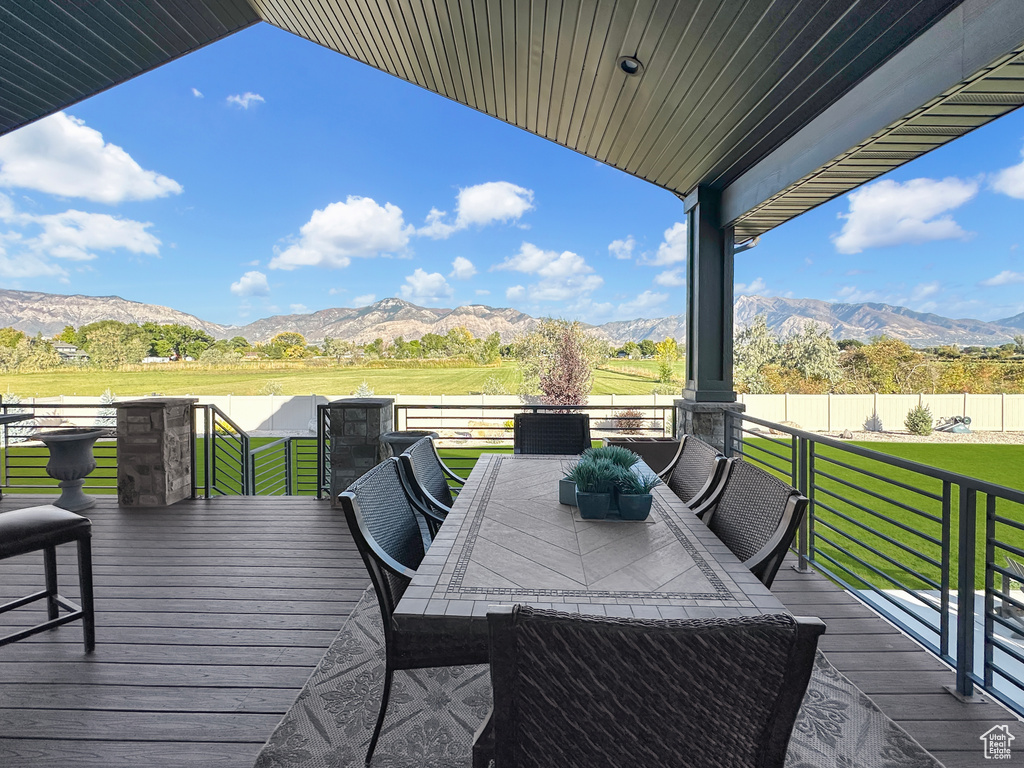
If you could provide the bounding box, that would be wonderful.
[0,504,95,652]
[0,505,92,558]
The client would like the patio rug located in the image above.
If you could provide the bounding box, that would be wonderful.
[254,588,943,768]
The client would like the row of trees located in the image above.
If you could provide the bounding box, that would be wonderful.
[734,318,1024,394]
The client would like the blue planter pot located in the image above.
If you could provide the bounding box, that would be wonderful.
[617,493,653,521]
[575,491,610,520]
[559,478,577,505]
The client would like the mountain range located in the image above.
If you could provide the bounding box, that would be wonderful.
[1,288,1022,347]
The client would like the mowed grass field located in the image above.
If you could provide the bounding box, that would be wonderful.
[0,359,686,397]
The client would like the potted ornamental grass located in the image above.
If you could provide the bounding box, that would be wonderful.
[616,470,662,521]
[581,445,641,470]
[560,461,581,505]
[573,458,626,520]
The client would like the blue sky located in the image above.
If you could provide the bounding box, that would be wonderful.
[1,22,1023,327]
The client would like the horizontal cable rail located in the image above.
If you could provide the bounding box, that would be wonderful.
[725,410,1024,715]
[1,402,117,493]
[394,403,674,446]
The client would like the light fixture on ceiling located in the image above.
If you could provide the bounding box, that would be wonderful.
[617,56,643,76]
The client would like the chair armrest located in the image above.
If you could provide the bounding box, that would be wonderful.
[471,707,495,768]
[689,457,733,520]
[656,435,687,480]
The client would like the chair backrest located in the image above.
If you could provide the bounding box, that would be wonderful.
[400,437,454,513]
[665,435,725,507]
[704,459,808,587]
[485,605,825,768]
[337,458,424,632]
[513,413,591,455]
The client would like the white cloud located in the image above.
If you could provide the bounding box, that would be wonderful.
[353,293,376,305]
[399,269,453,305]
[832,177,977,254]
[0,112,182,203]
[981,270,1024,287]
[475,289,491,296]
[290,304,309,314]
[654,268,686,287]
[0,193,162,270]
[495,242,604,302]
[608,236,635,260]
[270,196,413,270]
[506,285,525,300]
[449,256,477,279]
[30,210,160,261]
[192,88,204,98]
[418,181,534,238]
[992,147,1024,198]
[617,290,668,317]
[645,222,687,265]
[910,281,941,302]
[735,277,768,296]
[836,285,884,303]
[230,270,269,297]
[0,232,67,279]
[227,92,265,109]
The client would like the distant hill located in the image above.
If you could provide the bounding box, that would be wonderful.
[0,289,1021,347]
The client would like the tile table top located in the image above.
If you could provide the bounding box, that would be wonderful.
[393,454,786,653]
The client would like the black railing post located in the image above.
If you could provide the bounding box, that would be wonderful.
[985,494,996,689]
[955,485,977,698]
[190,404,198,498]
[285,439,293,496]
[940,480,952,660]
[722,410,734,457]
[205,406,213,498]
[794,435,812,573]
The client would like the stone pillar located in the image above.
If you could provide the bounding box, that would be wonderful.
[117,398,196,507]
[675,400,745,454]
[328,398,394,507]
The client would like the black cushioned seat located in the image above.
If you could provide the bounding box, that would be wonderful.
[0,505,95,652]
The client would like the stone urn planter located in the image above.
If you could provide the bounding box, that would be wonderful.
[37,428,106,512]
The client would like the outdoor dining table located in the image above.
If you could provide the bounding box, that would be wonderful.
[393,453,788,656]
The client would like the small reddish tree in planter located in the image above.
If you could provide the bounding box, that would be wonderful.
[539,324,593,406]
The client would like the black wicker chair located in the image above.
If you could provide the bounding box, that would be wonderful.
[473,605,825,768]
[398,437,464,534]
[660,434,728,508]
[696,458,809,588]
[513,413,591,455]
[338,457,486,765]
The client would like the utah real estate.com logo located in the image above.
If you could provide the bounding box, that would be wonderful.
[981,725,1014,760]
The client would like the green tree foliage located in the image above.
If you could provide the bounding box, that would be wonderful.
[905,404,933,436]
[840,336,925,393]
[735,317,841,394]
[0,327,27,348]
[78,321,149,368]
[513,319,607,399]
[0,334,61,372]
[143,322,214,359]
[733,316,782,393]
[638,339,657,358]
[654,337,680,384]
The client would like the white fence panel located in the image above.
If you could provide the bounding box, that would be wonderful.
[965,395,1003,432]
[740,395,787,424]
[921,394,965,425]
[784,395,829,432]
[1006,395,1024,431]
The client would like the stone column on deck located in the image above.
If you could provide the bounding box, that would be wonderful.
[674,400,746,454]
[327,397,394,507]
[117,397,197,507]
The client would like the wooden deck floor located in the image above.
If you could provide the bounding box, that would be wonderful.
[0,495,368,768]
[0,493,1020,767]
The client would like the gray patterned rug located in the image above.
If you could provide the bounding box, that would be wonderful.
[254,588,943,768]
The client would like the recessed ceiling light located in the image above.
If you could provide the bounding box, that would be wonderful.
[618,56,643,76]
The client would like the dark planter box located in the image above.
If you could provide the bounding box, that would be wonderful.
[603,437,681,475]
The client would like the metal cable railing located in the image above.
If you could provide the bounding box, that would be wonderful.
[1,402,117,493]
[724,410,1024,715]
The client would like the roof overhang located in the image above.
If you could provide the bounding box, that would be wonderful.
[3,1,1024,234]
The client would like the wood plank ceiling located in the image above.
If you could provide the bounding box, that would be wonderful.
[7,0,1024,238]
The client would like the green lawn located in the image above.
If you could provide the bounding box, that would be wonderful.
[0,360,682,397]
[739,438,1024,593]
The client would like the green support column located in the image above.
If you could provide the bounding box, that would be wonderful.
[677,186,743,452]
[684,186,736,402]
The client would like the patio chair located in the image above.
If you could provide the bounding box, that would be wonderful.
[338,457,486,765]
[472,605,825,768]
[513,412,591,455]
[697,459,808,588]
[661,435,728,508]
[398,436,464,531]
[0,504,95,652]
